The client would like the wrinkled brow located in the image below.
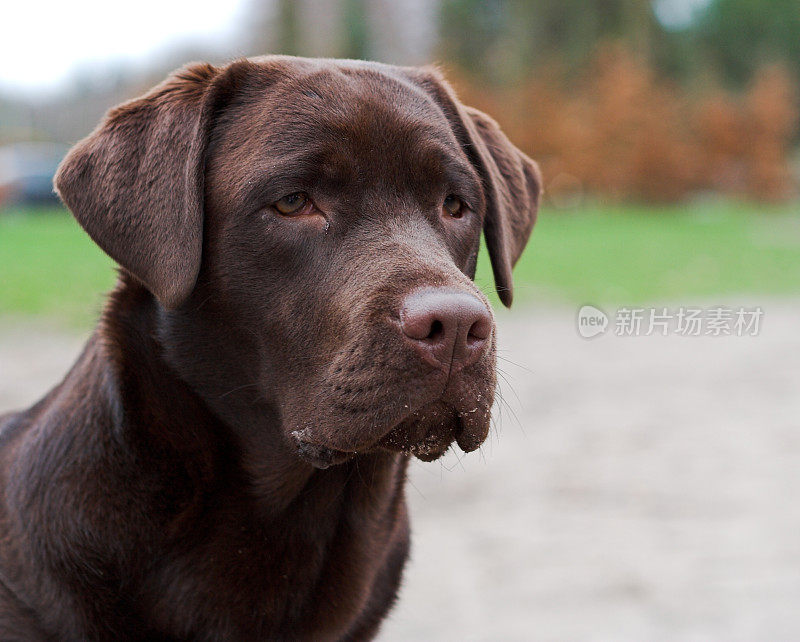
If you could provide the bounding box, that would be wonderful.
[410,140,483,207]
[236,152,327,211]
[236,142,483,213]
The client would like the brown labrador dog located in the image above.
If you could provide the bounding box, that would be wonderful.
[0,56,539,641]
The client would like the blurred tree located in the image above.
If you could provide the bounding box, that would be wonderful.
[695,0,800,88]
[363,0,438,64]
[246,0,437,65]
[439,0,664,83]
[269,0,348,58]
[343,0,370,60]
[439,0,800,92]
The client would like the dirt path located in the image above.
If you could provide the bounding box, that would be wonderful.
[1,303,799,641]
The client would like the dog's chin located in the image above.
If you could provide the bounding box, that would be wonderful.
[375,401,462,462]
[291,398,492,468]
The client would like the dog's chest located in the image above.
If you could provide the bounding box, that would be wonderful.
[140,459,408,640]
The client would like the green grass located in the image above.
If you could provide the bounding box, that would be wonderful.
[0,208,116,327]
[477,200,800,308]
[1,201,799,329]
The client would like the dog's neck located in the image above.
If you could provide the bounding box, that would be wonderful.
[4,276,408,640]
[98,275,403,517]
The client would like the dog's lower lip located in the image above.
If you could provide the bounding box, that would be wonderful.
[291,431,354,469]
[292,392,488,466]
[454,413,483,453]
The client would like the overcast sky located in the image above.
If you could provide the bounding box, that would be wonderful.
[1,0,247,95]
[653,0,711,29]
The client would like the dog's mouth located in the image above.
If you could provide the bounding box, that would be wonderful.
[286,322,497,469]
[291,396,492,469]
[377,401,481,461]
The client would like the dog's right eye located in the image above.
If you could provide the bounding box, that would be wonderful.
[274,192,310,215]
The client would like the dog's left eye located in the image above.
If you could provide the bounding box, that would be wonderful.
[274,192,310,215]
[443,195,464,219]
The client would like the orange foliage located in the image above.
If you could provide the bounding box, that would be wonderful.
[743,64,798,200]
[448,44,798,204]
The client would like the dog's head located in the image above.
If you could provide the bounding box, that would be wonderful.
[55,57,540,467]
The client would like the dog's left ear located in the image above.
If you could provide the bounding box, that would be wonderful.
[407,69,542,307]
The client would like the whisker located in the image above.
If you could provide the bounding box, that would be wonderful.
[406,476,425,499]
[496,367,524,414]
[217,382,261,399]
[495,353,534,374]
[494,384,525,436]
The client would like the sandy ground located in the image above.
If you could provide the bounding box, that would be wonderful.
[1,302,799,641]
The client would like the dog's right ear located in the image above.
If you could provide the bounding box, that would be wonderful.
[403,67,541,308]
[55,61,247,309]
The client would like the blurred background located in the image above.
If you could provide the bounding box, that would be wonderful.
[1,1,799,640]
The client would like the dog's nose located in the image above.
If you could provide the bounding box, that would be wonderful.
[399,288,492,371]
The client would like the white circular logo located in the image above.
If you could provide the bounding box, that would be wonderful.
[577,305,608,338]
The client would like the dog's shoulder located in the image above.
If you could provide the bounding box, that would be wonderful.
[0,411,25,452]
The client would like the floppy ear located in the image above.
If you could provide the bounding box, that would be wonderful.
[55,62,231,309]
[461,105,542,307]
[406,69,542,307]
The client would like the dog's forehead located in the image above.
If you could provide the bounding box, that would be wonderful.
[274,58,447,125]
[234,60,465,169]
[210,59,478,204]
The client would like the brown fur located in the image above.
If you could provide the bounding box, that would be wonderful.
[0,56,540,641]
